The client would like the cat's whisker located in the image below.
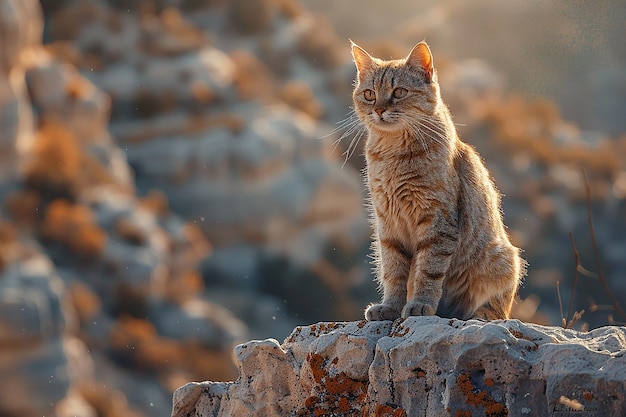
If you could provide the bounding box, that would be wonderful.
[406,123,428,152]
[341,119,364,138]
[342,130,359,155]
[321,115,360,139]
[338,120,366,147]
[337,115,361,132]
[410,119,447,148]
[319,109,361,138]
[419,123,446,140]
[329,130,349,155]
[398,115,433,152]
[334,121,360,144]
[341,126,365,167]
[318,110,365,159]
[414,117,446,135]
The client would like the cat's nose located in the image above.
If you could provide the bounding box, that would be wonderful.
[375,108,386,116]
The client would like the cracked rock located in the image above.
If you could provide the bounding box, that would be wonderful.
[171,316,626,417]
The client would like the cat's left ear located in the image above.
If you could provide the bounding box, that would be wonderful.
[406,41,434,83]
[351,40,375,81]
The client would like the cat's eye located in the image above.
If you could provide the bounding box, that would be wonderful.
[393,88,408,99]
[363,89,376,101]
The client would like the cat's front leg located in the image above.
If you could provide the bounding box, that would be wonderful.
[402,276,444,318]
[365,236,412,321]
[403,211,458,318]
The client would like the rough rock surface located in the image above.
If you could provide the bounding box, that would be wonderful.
[0,0,39,185]
[0,1,247,416]
[48,0,373,329]
[0,251,93,417]
[172,317,626,417]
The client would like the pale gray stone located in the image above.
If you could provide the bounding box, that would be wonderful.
[172,317,626,417]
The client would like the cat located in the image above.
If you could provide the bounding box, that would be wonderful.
[350,40,525,321]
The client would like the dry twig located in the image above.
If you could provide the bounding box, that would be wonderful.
[582,170,626,322]
[556,281,566,328]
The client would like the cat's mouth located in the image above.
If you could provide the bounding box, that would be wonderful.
[371,113,402,132]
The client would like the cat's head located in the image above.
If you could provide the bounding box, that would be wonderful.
[351,41,441,135]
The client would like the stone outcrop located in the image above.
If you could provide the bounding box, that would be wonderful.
[0,250,93,417]
[172,317,626,417]
[44,0,373,330]
[0,0,39,186]
[0,1,247,416]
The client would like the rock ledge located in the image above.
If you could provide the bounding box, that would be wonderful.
[172,317,626,417]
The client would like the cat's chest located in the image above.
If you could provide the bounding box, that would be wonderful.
[367,163,433,217]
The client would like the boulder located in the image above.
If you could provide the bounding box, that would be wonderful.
[25,57,134,192]
[172,317,626,417]
[0,0,40,185]
[0,251,95,417]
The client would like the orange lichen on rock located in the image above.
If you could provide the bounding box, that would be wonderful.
[229,50,275,101]
[40,199,106,259]
[109,316,188,374]
[70,282,102,323]
[165,271,205,303]
[370,404,407,417]
[78,380,144,417]
[65,74,92,100]
[304,396,318,408]
[303,352,368,416]
[308,322,341,338]
[5,190,41,228]
[279,81,323,120]
[25,121,82,199]
[139,189,170,216]
[115,217,146,246]
[456,372,508,417]
[0,221,17,272]
[391,326,410,337]
[24,121,114,200]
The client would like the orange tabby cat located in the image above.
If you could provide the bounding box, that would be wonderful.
[351,41,525,321]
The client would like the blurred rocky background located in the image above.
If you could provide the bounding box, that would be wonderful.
[0,0,624,416]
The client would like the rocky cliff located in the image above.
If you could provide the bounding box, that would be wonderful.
[0,0,245,416]
[0,0,372,415]
[172,317,626,417]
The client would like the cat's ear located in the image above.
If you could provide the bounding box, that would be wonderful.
[351,40,375,80]
[406,41,434,83]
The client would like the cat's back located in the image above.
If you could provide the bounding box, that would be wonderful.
[454,141,503,217]
[450,140,514,260]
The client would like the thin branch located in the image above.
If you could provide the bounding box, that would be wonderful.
[583,170,626,322]
[556,281,566,328]
[567,232,580,326]
[576,264,598,279]
[570,309,585,329]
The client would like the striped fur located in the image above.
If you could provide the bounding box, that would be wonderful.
[351,41,525,321]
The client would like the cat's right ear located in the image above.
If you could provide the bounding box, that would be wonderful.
[406,41,434,83]
[350,40,374,81]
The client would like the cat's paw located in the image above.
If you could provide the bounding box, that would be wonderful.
[402,300,436,318]
[365,303,401,321]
